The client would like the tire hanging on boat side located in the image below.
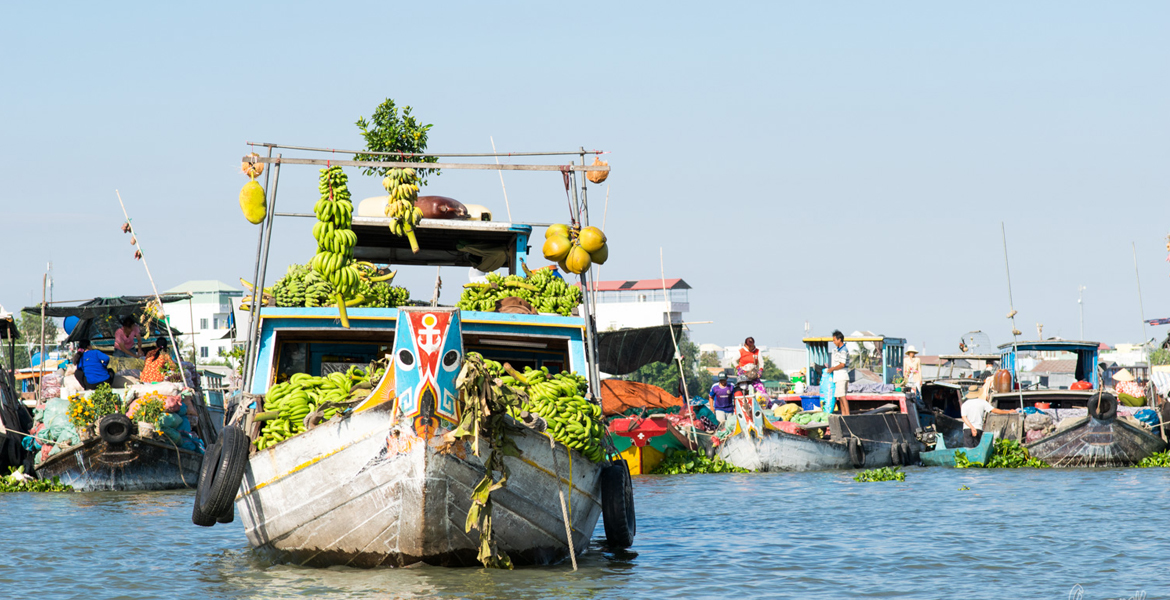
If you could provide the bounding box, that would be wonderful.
[889,442,903,466]
[97,413,134,445]
[1088,393,1117,421]
[192,440,221,527]
[848,436,865,468]
[905,441,919,465]
[194,425,249,525]
[600,459,636,549]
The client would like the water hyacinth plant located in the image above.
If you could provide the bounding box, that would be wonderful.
[650,449,751,474]
[854,466,906,482]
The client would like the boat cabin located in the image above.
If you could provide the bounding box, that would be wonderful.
[803,335,907,386]
[992,340,1101,410]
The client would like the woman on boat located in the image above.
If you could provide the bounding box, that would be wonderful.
[737,337,770,400]
[140,337,174,384]
[73,339,114,390]
[113,316,143,358]
[903,346,922,392]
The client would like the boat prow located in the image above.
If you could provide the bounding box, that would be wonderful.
[1025,416,1166,468]
[238,400,601,567]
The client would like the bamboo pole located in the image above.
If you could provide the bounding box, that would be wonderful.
[38,274,45,403]
[1001,223,1024,411]
[1131,242,1164,440]
[244,156,282,391]
[242,146,273,392]
[116,191,189,393]
[661,248,698,449]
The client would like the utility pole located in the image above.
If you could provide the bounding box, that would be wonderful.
[1078,285,1086,340]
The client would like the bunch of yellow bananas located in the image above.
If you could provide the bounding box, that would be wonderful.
[383,168,422,253]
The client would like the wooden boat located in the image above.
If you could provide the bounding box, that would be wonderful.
[213,147,636,567]
[234,306,613,566]
[920,431,995,467]
[714,389,923,472]
[987,340,1166,467]
[36,435,203,491]
[609,415,709,474]
[20,294,217,491]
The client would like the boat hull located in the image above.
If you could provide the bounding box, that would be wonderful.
[236,402,603,567]
[920,432,995,467]
[716,429,900,472]
[35,437,203,491]
[1025,417,1166,468]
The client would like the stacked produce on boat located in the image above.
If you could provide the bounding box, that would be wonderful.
[493,364,606,463]
[456,269,582,315]
[311,166,365,326]
[254,366,384,450]
[542,223,609,274]
[383,168,423,253]
[272,263,408,309]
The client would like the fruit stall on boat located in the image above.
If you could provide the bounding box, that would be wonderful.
[18,295,217,491]
[982,340,1165,467]
[192,144,637,568]
[714,334,924,472]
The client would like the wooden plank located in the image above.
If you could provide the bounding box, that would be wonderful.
[244,156,608,172]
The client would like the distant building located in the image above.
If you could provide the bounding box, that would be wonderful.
[589,278,690,331]
[162,280,243,363]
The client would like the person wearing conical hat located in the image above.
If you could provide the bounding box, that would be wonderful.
[904,346,922,391]
[961,384,1017,448]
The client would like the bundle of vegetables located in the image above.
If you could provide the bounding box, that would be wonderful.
[791,411,828,426]
[854,466,906,482]
[456,269,582,316]
[254,366,384,450]
[493,364,606,462]
[272,263,407,309]
[649,449,750,474]
[954,438,1049,468]
[0,467,72,493]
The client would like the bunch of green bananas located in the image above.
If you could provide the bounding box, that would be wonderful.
[254,366,385,450]
[498,365,605,463]
[456,269,583,316]
[310,166,363,326]
[383,168,422,253]
[272,262,410,309]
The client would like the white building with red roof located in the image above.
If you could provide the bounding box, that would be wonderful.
[584,278,690,331]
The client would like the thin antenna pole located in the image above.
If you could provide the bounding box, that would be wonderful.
[1001,223,1024,410]
[116,190,188,391]
[489,137,513,222]
[1078,285,1086,340]
[38,274,45,403]
[1133,243,1149,347]
[661,248,698,449]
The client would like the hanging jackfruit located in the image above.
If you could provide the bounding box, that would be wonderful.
[239,180,267,225]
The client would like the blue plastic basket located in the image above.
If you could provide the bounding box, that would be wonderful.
[800,396,822,411]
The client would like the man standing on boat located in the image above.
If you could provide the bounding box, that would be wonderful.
[709,372,735,424]
[823,330,848,413]
[961,384,1016,447]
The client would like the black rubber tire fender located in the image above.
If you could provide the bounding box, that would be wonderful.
[848,436,865,468]
[216,502,235,524]
[192,440,220,527]
[906,441,919,465]
[97,413,134,445]
[890,442,903,466]
[1088,394,1118,421]
[600,459,636,549]
[195,426,249,523]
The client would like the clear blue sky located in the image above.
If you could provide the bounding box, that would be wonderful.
[3,2,1169,354]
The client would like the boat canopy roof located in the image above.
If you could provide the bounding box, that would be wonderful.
[802,335,905,344]
[351,217,532,274]
[22,294,192,320]
[997,340,1100,352]
[938,354,1000,361]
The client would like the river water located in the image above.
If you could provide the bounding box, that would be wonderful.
[2,468,1166,599]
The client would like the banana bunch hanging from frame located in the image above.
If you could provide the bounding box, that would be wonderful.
[383,168,422,253]
[311,166,362,327]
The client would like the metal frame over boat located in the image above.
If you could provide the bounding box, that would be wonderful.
[215,144,635,567]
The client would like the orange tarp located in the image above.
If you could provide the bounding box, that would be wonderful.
[600,379,683,416]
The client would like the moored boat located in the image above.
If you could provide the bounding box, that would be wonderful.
[194,145,634,567]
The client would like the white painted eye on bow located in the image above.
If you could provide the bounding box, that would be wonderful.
[397,348,415,370]
[442,349,461,372]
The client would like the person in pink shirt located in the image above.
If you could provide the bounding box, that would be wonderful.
[114,316,143,358]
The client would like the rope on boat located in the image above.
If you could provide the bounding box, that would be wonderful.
[545,432,577,571]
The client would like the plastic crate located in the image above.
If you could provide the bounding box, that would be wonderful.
[800,396,822,411]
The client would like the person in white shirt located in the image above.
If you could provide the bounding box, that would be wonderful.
[960,384,1016,447]
[822,330,849,413]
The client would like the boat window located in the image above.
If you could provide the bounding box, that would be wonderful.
[463,333,570,374]
[272,329,394,383]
